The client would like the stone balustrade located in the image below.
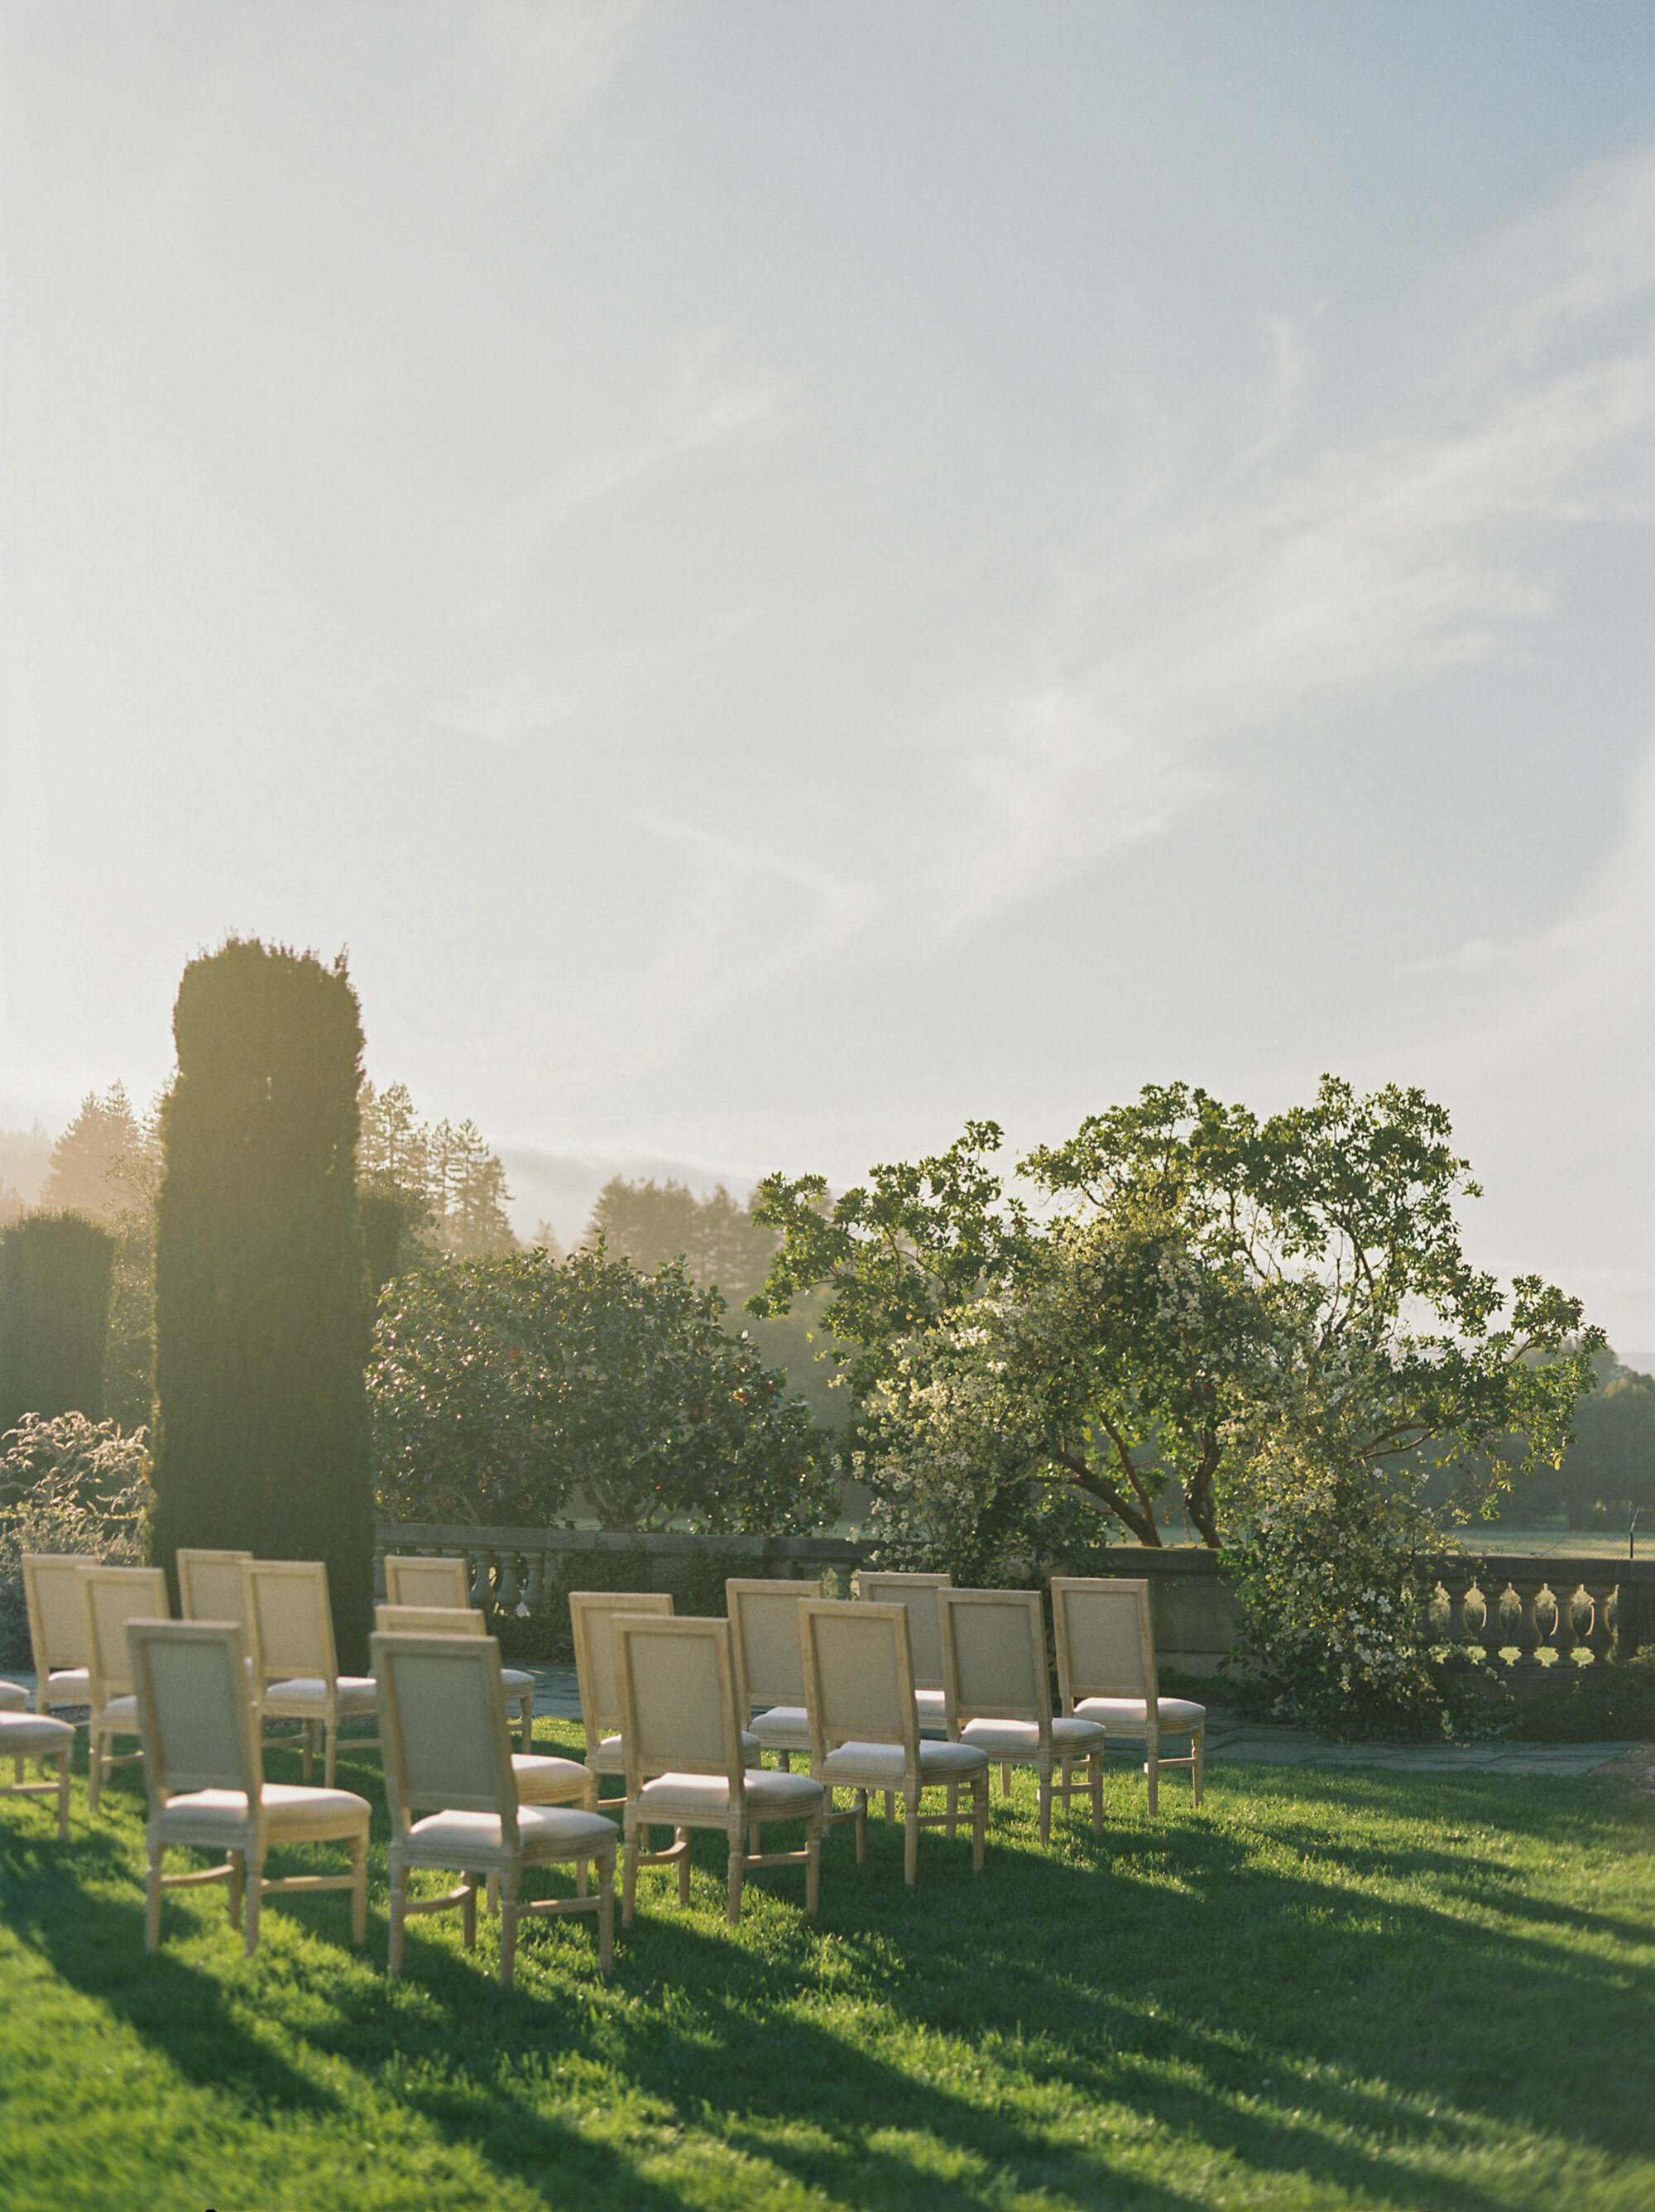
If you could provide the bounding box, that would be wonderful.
[375,1523,869,1611]
[1418,1552,1655,1676]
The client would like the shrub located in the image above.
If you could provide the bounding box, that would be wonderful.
[0,1413,150,1667]
[0,1211,115,1432]
[150,942,375,1668]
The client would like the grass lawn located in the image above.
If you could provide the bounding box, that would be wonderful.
[0,1721,1650,2212]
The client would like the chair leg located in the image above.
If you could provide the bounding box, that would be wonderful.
[1089,1751,1103,1833]
[1192,1725,1204,1807]
[350,1835,367,1946]
[300,1722,314,1783]
[1001,1760,1012,1798]
[145,1845,165,1951]
[971,1773,987,1872]
[498,1869,519,1988]
[519,1695,533,1757]
[227,1850,245,1930]
[87,1728,103,1817]
[53,1747,70,1840]
[388,1870,407,1976]
[884,1790,895,1825]
[1144,1740,1159,1820]
[1059,1754,1072,1811]
[676,1826,692,1907]
[324,1723,338,1791]
[1038,1773,1052,1847]
[621,1824,640,1927]
[945,1783,958,1840]
[244,1857,263,1958]
[903,1788,919,1885]
[575,1857,588,1898]
[727,1816,745,1926]
[486,1872,500,1917]
[778,1749,791,1773]
[460,1873,477,1953]
[854,1790,868,1864]
[806,1810,821,1917]
[597,1852,615,1974]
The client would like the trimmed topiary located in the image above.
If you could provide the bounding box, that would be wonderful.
[0,1210,115,1434]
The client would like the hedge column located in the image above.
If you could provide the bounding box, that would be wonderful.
[0,1212,116,1434]
[151,941,375,1667]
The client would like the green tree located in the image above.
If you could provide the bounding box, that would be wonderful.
[371,1245,833,1534]
[0,1212,116,1432]
[358,1081,514,1272]
[1554,1352,1655,1527]
[752,1080,1600,1570]
[150,941,375,1667]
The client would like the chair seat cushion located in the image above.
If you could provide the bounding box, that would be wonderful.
[818,1737,988,1787]
[1073,1696,1204,1734]
[0,1711,74,1752]
[750,1704,811,1749]
[0,1681,28,1711]
[914,1688,947,1722]
[960,1715,1109,1759]
[263,1676,379,1715]
[511,1754,592,1802]
[636,1768,823,1822]
[405,1804,617,1859]
[501,1667,535,1696]
[591,1728,761,1775]
[95,1693,139,1731]
[44,1668,90,1703]
[160,1782,372,1840]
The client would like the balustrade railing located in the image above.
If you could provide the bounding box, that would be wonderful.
[1417,1553,1655,1675]
[375,1523,869,1611]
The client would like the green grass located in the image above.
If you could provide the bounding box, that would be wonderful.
[1,1724,1651,2212]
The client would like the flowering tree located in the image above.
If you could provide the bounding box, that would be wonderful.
[371,1245,833,1533]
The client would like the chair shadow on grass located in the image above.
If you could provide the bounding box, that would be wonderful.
[7,1737,1653,2211]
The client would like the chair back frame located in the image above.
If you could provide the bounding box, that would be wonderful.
[568,1591,673,1754]
[612,1614,745,1802]
[372,1632,520,1849]
[799,1600,920,1769]
[242,1560,338,1691]
[938,1586,1051,1732]
[855,1571,950,1688]
[128,1619,265,1829]
[1050,1576,1159,1713]
[176,1549,253,1626]
[724,1578,821,1716]
[22,1553,94,1680]
[383,1554,472,1610]
[80,1566,171,1708]
[373,1604,486,1638]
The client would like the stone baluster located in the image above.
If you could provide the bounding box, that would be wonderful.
[1585,1580,1615,1663]
[469,1550,492,1610]
[497,1550,522,1615]
[1550,1579,1583,1670]
[525,1548,545,1615]
[1513,1574,1547,1672]
[1476,1579,1506,1664]
[1440,1567,1474,1649]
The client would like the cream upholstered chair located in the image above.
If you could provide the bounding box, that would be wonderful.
[383,1552,471,1609]
[726,1577,823,1767]
[612,1612,824,1927]
[799,1598,988,1884]
[22,1553,96,1718]
[375,1603,588,1813]
[373,1630,617,1984]
[0,1711,74,1835]
[856,1571,951,1820]
[570,1589,770,1783]
[938,1587,1106,1843]
[0,1681,29,1711]
[1050,1576,1204,1816]
[245,1560,377,1787]
[177,1549,253,1625]
[128,1619,369,1958]
[79,1565,170,1814]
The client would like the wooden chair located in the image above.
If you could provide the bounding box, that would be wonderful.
[938,1587,1105,1844]
[375,1604,588,1811]
[373,1631,616,1984]
[128,1619,369,1959]
[244,1560,377,1787]
[725,1577,823,1767]
[177,1549,253,1626]
[382,1553,472,1610]
[79,1565,170,1814]
[856,1570,951,1817]
[612,1613,824,1927]
[1050,1576,1205,1816]
[0,1711,74,1837]
[22,1553,96,1719]
[799,1599,988,1885]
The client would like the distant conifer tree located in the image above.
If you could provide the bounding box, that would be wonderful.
[0,1211,116,1433]
[150,941,374,1665]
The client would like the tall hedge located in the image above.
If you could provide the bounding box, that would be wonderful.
[0,1212,116,1434]
[150,941,375,1667]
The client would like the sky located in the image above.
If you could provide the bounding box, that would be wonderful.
[3,3,1655,1349]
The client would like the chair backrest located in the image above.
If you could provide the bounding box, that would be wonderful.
[22,1553,96,1673]
[799,1600,919,1762]
[725,1577,822,1713]
[383,1553,471,1610]
[856,1570,950,1687]
[374,1603,487,1638]
[243,1561,337,1688]
[938,1588,1050,1730]
[128,1619,261,1811]
[1050,1577,1157,1708]
[372,1632,516,1840]
[568,1591,673,1748]
[612,1615,742,1797]
[177,1549,253,1626]
[80,1566,171,1705]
